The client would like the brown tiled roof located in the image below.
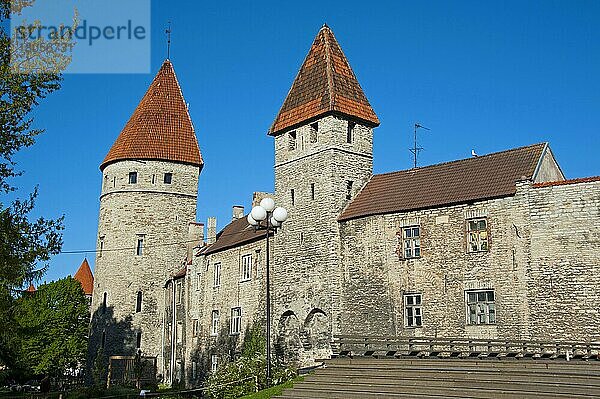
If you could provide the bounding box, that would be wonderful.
[101,60,203,170]
[172,267,187,279]
[204,216,271,255]
[533,176,600,188]
[269,24,379,135]
[73,258,94,295]
[338,143,548,221]
[25,283,36,293]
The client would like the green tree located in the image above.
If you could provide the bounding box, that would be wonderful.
[0,0,73,369]
[14,276,89,378]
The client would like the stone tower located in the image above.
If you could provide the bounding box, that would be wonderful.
[89,60,203,375]
[268,25,379,362]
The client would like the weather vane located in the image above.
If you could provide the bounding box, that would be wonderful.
[166,22,172,59]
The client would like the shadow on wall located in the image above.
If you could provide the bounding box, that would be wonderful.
[86,305,140,386]
[276,308,330,365]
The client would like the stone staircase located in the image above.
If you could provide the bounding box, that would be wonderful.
[275,357,600,398]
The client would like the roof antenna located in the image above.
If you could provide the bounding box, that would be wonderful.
[410,123,430,168]
[166,21,172,60]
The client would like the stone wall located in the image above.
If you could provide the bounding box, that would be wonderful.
[527,180,600,341]
[90,160,200,377]
[272,115,374,363]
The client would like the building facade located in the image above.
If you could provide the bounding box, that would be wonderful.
[89,25,600,386]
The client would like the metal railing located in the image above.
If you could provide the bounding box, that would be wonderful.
[333,335,600,360]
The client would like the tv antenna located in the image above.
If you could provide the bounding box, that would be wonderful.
[410,123,430,168]
[166,22,172,59]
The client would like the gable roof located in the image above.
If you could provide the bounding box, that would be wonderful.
[73,258,94,296]
[338,143,548,221]
[101,59,203,170]
[269,24,379,136]
[203,216,270,255]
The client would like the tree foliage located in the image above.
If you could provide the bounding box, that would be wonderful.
[0,0,70,369]
[14,276,89,377]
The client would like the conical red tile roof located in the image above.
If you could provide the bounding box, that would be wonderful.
[269,24,379,135]
[73,258,94,296]
[25,283,36,293]
[101,60,203,170]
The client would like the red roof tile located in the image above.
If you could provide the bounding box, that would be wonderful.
[339,143,547,221]
[269,25,379,135]
[73,258,94,295]
[101,60,203,170]
[533,176,600,188]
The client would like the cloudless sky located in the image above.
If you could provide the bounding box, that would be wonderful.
[10,0,600,283]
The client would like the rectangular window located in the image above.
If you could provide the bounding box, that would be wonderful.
[112,176,116,188]
[211,354,218,373]
[211,310,219,336]
[290,189,295,206]
[136,331,142,349]
[102,292,107,314]
[404,293,423,327]
[347,121,355,143]
[99,236,104,258]
[177,321,183,343]
[151,174,156,184]
[310,183,315,200]
[288,131,297,151]
[128,171,137,184]
[230,307,242,335]
[310,122,318,143]
[164,172,172,184]
[176,282,182,304]
[196,272,201,291]
[192,361,198,379]
[213,263,221,287]
[345,180,353,200]
[467,218,489,252]
[136,235,144,256]
[136,291,142,313]
[192,319,199,337]
[241,254,252,282]
[466,289,496,325]
[402,226,421,258]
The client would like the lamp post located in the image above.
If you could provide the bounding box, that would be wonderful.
[247,198,288,387]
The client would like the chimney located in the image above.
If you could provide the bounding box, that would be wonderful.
[252,192,273,207]
[187,222,204,262]
[207,217,217,245]
[232,205,244,221]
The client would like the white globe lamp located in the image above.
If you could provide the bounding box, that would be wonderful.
[260,197,276,212]
[251,206,267,222]
[272,207,288,223]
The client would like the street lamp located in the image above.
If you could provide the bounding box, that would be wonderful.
[247,198,288,386]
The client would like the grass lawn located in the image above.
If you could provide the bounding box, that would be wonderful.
[239,375,304,399]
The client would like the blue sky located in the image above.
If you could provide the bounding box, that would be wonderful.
[11,0,600,283]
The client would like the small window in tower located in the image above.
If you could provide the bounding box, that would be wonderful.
[102,292,107,314]
[310,183,315,200]
[346,180,354,200]
[112,176,116,188]
[129,172,138,184]
[347,121,355,143]
[290,189,295,206]
[164,172,173,184]
[151,174,156,184]
[310,122,318,143]
[136,291,142,313]
[288,131,297,151]
[99,236,105,258]
[136,331,142,349]
[136,235,144,256]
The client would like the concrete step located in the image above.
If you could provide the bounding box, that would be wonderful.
[304,372,600,388]
[295,379,598,396]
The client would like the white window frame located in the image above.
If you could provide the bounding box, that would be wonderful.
[403,293,423,327]
[466,289,496,325]
[211,310,219,336]
[402,226,421,259]
[230,307,242,335]
[213,263,221,288]
[240,254,252,282]
[136,235,144,256]
[467,218,489,253]
[176,281,182,305]
[176,321,183,344]
[211,354,218,373]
